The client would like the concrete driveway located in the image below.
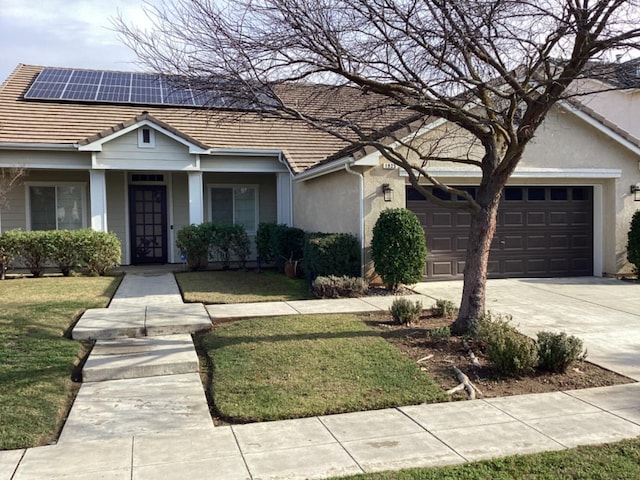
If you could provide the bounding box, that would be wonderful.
[413,277,640,381]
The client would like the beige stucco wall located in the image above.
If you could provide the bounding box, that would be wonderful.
[571,78,640,139]
[293,169,360,235]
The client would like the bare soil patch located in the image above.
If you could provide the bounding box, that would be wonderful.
[364,311,633,399]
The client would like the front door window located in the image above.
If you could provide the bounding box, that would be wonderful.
[129,185,167,264]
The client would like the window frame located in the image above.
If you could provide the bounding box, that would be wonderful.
[207,184,259,235]
[138,127,156,148]
[25,182,88,231]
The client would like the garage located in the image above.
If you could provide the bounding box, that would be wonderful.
[407,185,594,280]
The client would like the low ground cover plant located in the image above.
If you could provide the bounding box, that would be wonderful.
[390,297,423,325]
[537,331,586,373]
[472,312,538,376]
[312,275,367,298]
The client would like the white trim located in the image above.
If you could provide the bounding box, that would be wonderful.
[559,101,640,157]
[24,181,88,231]
[399,167,622,179]
[166,172,175,263]
[137,127,156,148]
[208,148,284,157]
[206,183,259,235]
[123,172,131,265]
[77,119,208,154]
[188,172,204,225]
[593,184,604,277]
[294,156,355,182]
[89,170,108,231]
[0,143,76,151]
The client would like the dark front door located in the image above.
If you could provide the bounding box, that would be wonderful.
[129,185,168,264]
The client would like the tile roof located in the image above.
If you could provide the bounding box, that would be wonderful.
[0,64,380,173]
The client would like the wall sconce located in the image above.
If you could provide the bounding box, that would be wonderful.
[631,184,640,202]
[382,183,393,202]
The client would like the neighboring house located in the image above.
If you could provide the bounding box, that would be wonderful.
[0,63,639,280]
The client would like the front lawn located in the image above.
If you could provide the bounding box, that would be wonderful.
[175,270,315,303]
[198,314,447,422]
[0,276,120,450]
[331,437,640,479]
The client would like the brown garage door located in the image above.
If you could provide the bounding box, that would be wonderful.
[407,186,593,280]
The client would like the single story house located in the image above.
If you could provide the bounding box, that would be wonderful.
[0,63,639,280]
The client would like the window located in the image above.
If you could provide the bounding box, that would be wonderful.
[28,184,86,230]
[209,185,258,233]
[137,127,155,148]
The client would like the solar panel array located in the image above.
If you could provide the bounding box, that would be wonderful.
[24,68,270,109]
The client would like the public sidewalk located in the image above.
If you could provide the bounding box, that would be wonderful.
[2,274,640,479]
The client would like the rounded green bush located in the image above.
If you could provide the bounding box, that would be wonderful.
[371,208,427,289]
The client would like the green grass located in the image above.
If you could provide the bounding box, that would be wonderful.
[175,270,315,303]
[0,275,121,450]
[199,314,447,422]
[330,437,640,479]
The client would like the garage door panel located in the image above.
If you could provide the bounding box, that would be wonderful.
[432,212,453,227]
[432,262,453,276]
[456,212,471,226]
[527,211,546,225]
[527,235,547,249]
[549,211,569,225]
[504,259,524,275]
[431,237,452,252]
[407,185,593,280]
[504,211,524,226]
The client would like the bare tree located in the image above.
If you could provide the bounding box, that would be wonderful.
[0,167,26,210]
[117,0,640,333]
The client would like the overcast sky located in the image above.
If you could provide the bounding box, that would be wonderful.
[0,0,157,82]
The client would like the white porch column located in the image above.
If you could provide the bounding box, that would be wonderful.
[188,171,204,225]
[89,170,108,231]
[277,172,292,226]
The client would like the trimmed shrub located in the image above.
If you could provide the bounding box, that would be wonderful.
[473,312,538,377]
[389,297,423,325]
[371,208,427,290]
[50,230,83,276]
[271,225,305,272]
[433,299,459,318]
[211,223,250,269]
[80,230,121,275]
[627,210,640,274]
[256,222,280,264]
[13,230,54,277]
[312,275,368,298]
[303,232,360,279]
[176,224,211,270]
[0,230,18,280]
[537,331,586,373]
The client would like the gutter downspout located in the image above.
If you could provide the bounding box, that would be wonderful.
[344,163,365,278]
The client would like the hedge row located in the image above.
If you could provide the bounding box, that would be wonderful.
[176,222,251,271]
[256,223,360,277]
[0,229,121,278]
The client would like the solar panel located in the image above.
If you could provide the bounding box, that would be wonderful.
[24,67,273,111]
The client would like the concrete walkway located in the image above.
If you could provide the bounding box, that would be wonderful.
[2,275,640,479]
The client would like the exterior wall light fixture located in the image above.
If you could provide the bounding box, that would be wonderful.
[631,184,640,202]
[382,183,394,202]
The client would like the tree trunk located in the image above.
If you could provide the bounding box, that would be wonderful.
[451,191,501,334]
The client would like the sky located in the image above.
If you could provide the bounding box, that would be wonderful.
[0,0,158,82]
